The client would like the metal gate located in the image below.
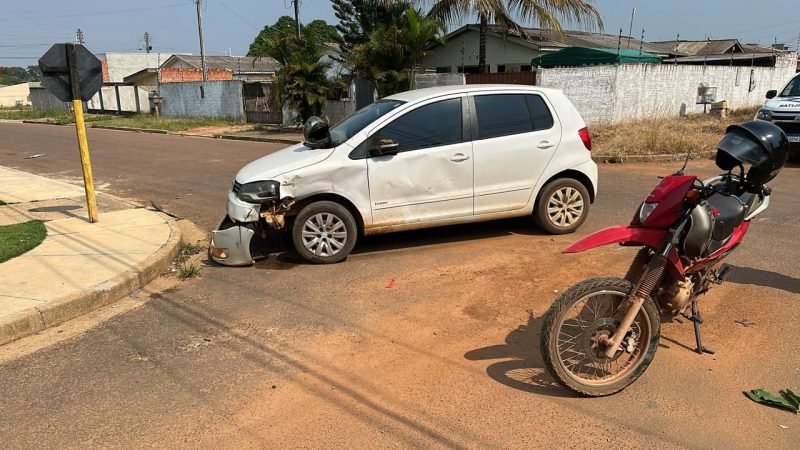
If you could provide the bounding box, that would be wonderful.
[466,72,537,85]
[242,82,282,123]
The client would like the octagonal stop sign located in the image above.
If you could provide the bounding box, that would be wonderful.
[39,43,103,102]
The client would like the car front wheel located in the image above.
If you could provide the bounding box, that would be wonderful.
[291,201,357,264]
[535,178,590,234]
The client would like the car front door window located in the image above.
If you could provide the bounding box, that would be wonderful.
[375,98,462,152]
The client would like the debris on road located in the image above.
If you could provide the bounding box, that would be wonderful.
[150,200,182,220]
[24,154,45,159]
[735,319,756,327]
[386,278,397,289]
[745,388,800,414]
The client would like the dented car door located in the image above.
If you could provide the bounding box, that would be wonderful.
[366,96,474,226]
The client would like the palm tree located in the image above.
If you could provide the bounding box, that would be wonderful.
[401,8,444,88]
[348,7,443,95]
[383,0,603,73]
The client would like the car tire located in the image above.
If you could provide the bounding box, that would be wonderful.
[291,201,357,264]
[535,178,590,234]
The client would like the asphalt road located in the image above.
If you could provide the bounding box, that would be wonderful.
[0,122,798,448]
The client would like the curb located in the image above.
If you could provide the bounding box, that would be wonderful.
[593,154,705,164]
[217,134,301,145]
[0,212,182,346]
[92,125,169,134]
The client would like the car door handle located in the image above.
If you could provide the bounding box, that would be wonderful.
[537,141,554,149]
[451,153,470,162]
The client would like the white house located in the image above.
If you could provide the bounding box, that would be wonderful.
[422,25,670,74]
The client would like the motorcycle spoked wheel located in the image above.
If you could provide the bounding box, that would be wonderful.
[540,277,660,397]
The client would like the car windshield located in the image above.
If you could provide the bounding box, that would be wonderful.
[779,76,800,97]
[329,100,405,146]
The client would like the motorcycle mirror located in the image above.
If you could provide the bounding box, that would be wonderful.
[675,148,692,176]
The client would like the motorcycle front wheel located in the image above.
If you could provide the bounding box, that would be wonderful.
[540,277,660,396]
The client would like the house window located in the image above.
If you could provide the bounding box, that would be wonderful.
[520,65,533,72]
[436,66,451,74]
[496,65,506,73]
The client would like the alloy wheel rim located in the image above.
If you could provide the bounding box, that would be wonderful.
[547,187,584,227]
[302,212,347,257]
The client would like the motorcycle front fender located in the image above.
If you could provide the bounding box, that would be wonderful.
[563,225,667,253]
[564,225,685,279]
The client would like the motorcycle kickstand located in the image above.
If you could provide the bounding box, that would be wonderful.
[690,299,715,355]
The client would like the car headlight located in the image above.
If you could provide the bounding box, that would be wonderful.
[237,180,280,203]
[639,202,659,224]
[756,109,772,121]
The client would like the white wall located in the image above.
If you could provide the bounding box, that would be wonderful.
[101,53,173,82]
[0,83,30,107]
[422,30,540,73]
[538,54,797,123]
[85,86,150,113]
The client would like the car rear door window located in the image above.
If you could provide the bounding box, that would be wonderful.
[526,94,554,131]
[474,94,533,139]
[376,98,462,152]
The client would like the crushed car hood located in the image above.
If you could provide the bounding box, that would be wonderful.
[764,96,800,112]
[235,143,335,183]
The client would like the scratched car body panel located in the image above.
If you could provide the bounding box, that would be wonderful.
[210,84,598,265]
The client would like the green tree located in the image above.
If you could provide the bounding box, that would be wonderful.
[348,7,443,96]
[332,0,410,60]
[0,67,29,85]
[377,0,602,73]
[26,66,41,82]
[252,21,332,122]
[247,17,339,57]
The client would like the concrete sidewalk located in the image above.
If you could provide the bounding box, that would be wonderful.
[0,166,181,345]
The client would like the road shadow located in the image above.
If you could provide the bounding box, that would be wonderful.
[250,216,547,266]
[463,311,573,398]
[726,265,800,295]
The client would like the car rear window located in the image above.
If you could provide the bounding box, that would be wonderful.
[376,98,462,152]
[474,94,533,139]
[526,94,554,131]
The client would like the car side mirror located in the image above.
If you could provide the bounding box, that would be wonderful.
[766,90,777,99]
[370,139,400,157]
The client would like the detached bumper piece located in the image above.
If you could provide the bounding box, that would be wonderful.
[209,216,256,266]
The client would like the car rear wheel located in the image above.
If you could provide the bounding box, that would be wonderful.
[291,201,357,264]
[535,178,590,234]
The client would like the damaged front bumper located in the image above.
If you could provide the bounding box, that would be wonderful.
[209,194,295,266]
[209,216,257,266]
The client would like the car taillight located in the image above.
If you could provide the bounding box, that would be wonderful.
[578,127,592,151]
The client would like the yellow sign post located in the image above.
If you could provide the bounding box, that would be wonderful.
[71,99,98,222]
[39,43,103,223]
[65,43,98,223]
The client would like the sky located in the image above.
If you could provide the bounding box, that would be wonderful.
[1,0,798,67]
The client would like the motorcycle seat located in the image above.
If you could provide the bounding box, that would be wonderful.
[707,192,751,241]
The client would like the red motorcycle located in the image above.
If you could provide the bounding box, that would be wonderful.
[540,121,789,396]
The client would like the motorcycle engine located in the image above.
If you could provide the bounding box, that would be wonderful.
[659,279,694,312]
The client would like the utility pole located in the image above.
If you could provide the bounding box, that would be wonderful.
[292,0,301,40]
[76,29,85,45]
[143,32,152,53]
[195,0,207,82]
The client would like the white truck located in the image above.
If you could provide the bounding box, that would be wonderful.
[756,73,800,148]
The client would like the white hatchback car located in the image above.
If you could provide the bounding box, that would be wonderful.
[210,85,597,265]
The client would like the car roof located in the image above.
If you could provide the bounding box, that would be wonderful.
[385,84,562,102]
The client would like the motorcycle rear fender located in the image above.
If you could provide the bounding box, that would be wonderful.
[564,225,685,279]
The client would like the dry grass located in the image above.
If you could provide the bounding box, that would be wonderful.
[592,106,759,159]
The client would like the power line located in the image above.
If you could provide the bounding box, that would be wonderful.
[214,0,259,30]
[0,3,188,22]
